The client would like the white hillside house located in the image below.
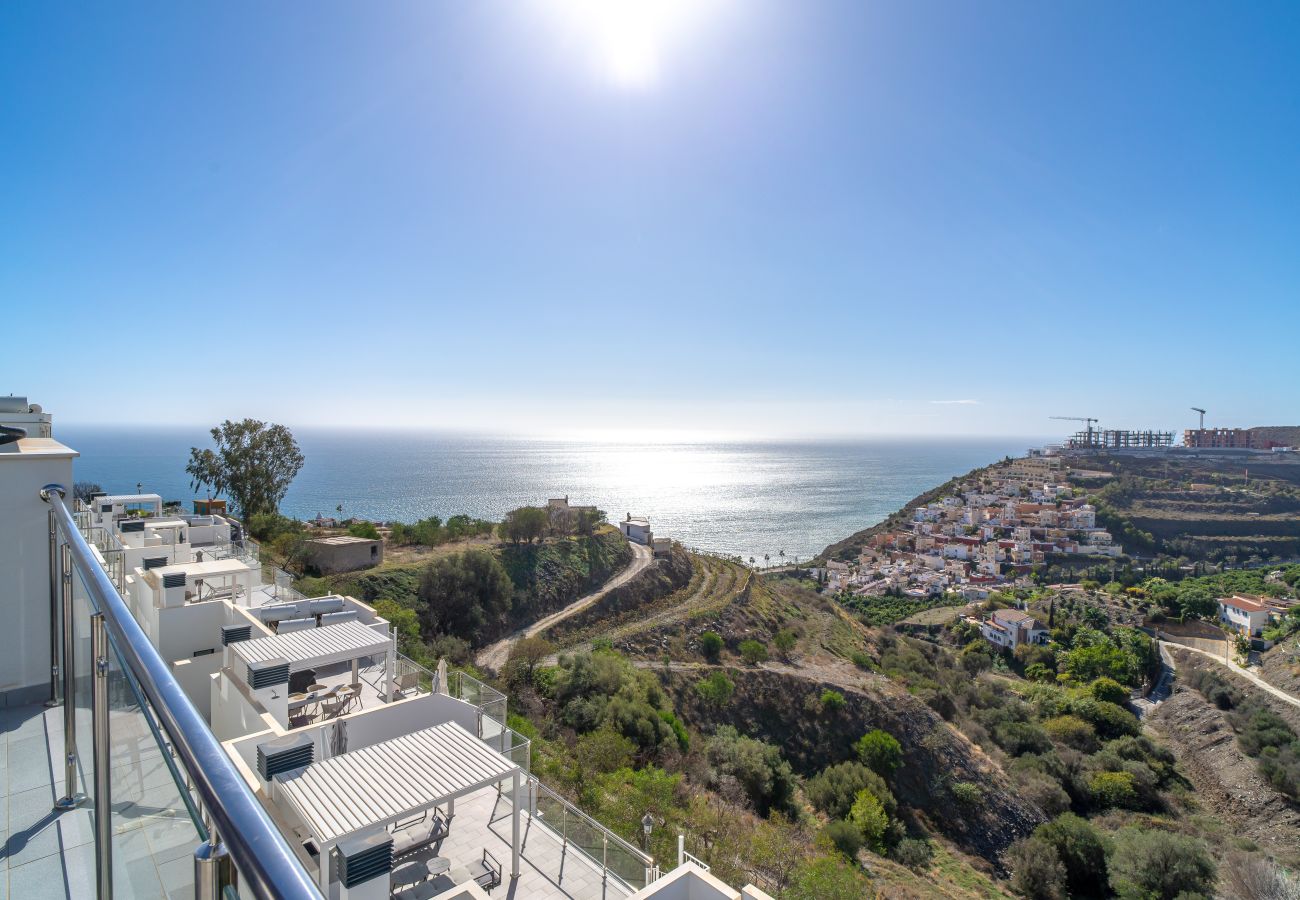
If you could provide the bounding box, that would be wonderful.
[980,608,1049,649]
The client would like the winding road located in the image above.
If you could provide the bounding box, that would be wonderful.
[476,541,655,673]
[1167,641,1300,712]
[1133,640,1300,717]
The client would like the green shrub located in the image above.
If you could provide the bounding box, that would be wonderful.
[1107,827,1215,900]
[1070,696,1140,739]
[1089,676,1129,704]
[247,512,303,543]
[950,781,982,805]
[657,710,690,752]
[418,549,514,643]
[1089,770,1138,810]
[820,690,847,712]
[854,729,903,776]
[806,762,895,821]
[891,838,933,871]
[849,788,889,852]
[347,521,380,540]
[704,726,798,817]
[1009,835,1067,900]
[825,820,863,858]
[1025,662,1055,682]
[850,650,875,670]
[694,672,735,706]
[738,639,769,665]
[1259,745,1300,801]
[783,855,873,899]
[773,629,797,656]
[698,631,723,661]
[1043,715,1098,752]
[1033,813,1109,898]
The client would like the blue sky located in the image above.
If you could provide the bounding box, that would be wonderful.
[2,1,1297,439]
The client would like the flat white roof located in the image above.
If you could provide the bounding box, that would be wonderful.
[232,620,390,673]
[0,437,78,459]
[154,559,253,579]
[308,535,376,546]
[274,721,519,844]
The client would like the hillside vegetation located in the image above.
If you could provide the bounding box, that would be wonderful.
[304,526,631,651]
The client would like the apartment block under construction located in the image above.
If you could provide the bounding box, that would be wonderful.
[1067,429,1174,450]
[1183,428,1259,449]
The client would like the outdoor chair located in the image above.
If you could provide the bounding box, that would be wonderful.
[388,809,449,859]
[320,694,347,720]
[465,849,502,893]
[393,671,421,698]
[345,681,364,711]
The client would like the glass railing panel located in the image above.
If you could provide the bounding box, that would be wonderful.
[532,787,566,834]
[104,631,205,898]
[70,563,97,809]
[565,813,605,876]
[606,839,649,888]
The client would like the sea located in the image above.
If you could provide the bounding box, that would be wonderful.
[59,428,1042,563]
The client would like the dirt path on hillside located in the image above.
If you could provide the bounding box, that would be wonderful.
[475,541,654,673]
[1172,642,1300,711]
[605,560,731,640]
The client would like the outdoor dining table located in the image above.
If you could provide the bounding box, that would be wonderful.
[425,857,451,878]
[287,685,336,711]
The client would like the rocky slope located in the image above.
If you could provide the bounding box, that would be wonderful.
[1147,683,1300,866]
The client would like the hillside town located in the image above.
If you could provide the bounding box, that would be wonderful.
[816,451,1121,601]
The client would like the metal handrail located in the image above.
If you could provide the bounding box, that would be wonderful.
[529,777,654,890]
[43,488,322,900]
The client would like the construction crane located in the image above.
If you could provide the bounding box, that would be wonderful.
[1191,407,1206,430]
[1050,415,1099,446]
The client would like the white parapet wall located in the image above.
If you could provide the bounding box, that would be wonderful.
[0,410,76,706]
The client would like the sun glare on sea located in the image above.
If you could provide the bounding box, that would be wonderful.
[547,0,722,89]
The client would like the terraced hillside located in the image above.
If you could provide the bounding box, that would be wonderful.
[547,551,752,650]
[1078,453,1300,563]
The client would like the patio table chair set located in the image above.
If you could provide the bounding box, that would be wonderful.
[390,844,503,899]
[287,681,362,726]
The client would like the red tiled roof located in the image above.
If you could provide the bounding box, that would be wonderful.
[1220,595,1267,613]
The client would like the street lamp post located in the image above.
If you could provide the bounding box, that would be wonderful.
[641,813,654,851]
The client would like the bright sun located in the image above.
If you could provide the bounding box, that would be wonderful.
[549,0,717,89]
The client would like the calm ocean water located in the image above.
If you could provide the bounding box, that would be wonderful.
[59,428,1039,562]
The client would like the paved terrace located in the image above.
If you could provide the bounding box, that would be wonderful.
[397,786,635,900]
[3,700,640,900]
[1,703,200,899]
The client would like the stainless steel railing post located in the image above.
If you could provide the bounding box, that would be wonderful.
[46,500,61,706]
[194,829,235,900]
[92,612,113,899]
[55,539,87,811]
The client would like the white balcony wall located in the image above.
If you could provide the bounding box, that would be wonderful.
[0,435,75,705]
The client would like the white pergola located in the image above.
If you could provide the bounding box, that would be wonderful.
[230,620,396,700]
[273,721,524,891]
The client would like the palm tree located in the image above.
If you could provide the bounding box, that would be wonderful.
[749,556,756,568]
[779,549,785,567]
[764,553,770,568]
